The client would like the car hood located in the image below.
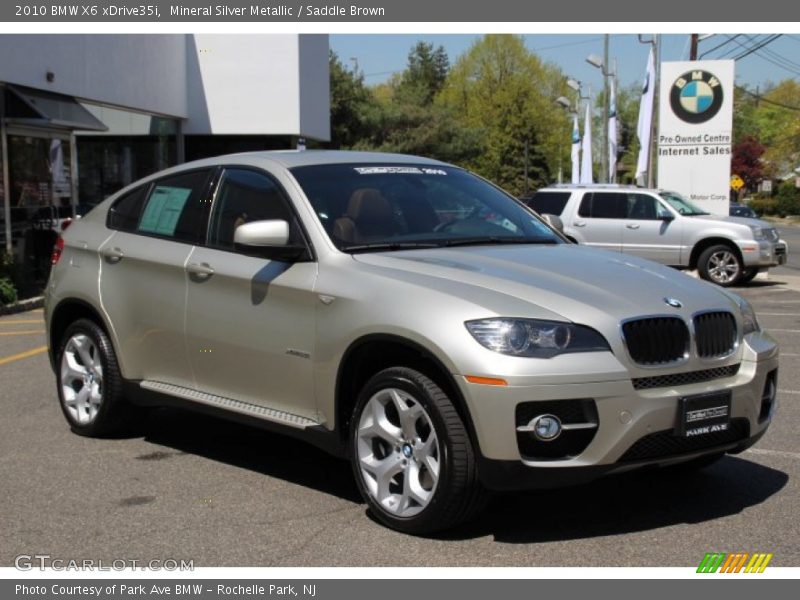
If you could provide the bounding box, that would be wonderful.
[352,244,739,326]
[688,214,773,229]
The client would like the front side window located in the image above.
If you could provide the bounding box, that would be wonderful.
[208,168,298,250]
[135,170,211,243]
[626,194,666,220]
[290,164,561,252]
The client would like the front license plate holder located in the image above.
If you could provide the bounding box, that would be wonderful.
[676,391,731,437]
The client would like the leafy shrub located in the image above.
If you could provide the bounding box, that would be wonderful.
[0,276,17,306]
[775,181,800,217]
[748,197,779,216]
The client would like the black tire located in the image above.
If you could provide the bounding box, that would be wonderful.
[55,318,141,437]
[739,267,760,285]
[697,244,743,287]
[349,367,486,535]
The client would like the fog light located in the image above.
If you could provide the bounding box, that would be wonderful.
[531,414,562,441]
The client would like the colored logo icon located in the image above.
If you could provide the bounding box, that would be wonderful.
[670,70,724,124]
[697,552,773,573]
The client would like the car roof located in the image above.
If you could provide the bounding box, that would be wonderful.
[174,150,452,171]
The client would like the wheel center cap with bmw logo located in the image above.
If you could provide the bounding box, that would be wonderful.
[670,70,724,124]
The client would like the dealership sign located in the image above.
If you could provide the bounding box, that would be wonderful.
[657,60,734,215]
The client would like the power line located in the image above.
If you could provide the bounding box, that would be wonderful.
[712,34,800,78]
[737,86,800,112]
[732,34,782,61]
[698,34,740,59]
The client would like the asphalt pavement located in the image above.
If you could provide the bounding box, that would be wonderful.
[1,251,799,568]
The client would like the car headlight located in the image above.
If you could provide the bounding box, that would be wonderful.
[465,318,610,358]
[749,225,766,241]
[737,297,760,335]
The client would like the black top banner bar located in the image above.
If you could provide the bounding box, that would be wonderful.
[2,0,799,22]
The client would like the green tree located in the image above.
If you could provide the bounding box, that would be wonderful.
[395,42,450,106]
[437,35,571,195]
[752,80,800,177]
[346,43,482,165]
[328,51,378,149]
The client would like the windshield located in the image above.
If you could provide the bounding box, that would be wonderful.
[290,163,561,252]
[659,191,709,216]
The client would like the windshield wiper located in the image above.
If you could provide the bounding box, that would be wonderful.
[342,242,440,253]
[440,237,557,248]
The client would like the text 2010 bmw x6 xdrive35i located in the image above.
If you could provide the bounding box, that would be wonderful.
[45,151,779,534]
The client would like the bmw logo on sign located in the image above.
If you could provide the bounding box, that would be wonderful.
[669,70,724,124]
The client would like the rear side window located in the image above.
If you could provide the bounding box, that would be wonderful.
[136,170,212,243]
[108,185,149,232]
[578,192,627,219]
[527,191,570,216]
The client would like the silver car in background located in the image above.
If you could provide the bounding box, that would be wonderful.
[527,184,788,286]
[45,152,778,534]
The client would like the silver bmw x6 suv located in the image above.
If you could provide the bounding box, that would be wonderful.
[45,151,779,534]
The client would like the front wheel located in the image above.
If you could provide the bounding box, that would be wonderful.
[350,367,485,534]
[698,244,743,287]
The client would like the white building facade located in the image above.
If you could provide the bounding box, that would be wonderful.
[0,34,330,292]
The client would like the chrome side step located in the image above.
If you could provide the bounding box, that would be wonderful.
[140,380,319,429]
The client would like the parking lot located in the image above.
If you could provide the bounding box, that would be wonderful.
[1,228,799,568]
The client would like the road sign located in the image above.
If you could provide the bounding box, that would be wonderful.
[731,174,744,191]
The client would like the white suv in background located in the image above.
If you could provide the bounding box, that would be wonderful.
[526,185,788,287]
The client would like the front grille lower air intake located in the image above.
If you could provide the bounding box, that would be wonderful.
[622,317,689,366]
[694,311,737,358]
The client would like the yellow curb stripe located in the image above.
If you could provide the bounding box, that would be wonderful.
[0,345,48,366]
[0,330,45,336]
[0,319,44,325]
[758,554,773,573]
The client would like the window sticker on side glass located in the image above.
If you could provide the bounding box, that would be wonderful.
[138,186,192,236]
[354,166,447,175]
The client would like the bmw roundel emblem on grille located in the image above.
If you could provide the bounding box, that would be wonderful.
[669,70,724,124]
[664,297,683,308]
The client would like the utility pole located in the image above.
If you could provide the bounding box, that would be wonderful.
[648,35,660,189]
[601,34,610,183]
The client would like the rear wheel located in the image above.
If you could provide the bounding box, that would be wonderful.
[350,367,486,534]
[698,244,742,287]
[56,318,141,437]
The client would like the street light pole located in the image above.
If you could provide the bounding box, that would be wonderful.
[587,37,613,184]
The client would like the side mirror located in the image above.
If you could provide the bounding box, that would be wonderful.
[541,213,564,232]
[233,219,307,261]
[660,213,675,222]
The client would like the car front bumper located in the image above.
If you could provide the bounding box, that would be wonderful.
[739,239,788,268]
[455,333,778,491]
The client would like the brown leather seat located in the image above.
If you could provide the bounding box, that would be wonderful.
[333,188,396,243]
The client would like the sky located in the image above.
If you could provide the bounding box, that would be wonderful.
[330,34,800,95]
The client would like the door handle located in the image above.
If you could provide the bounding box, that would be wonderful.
[573,221,586,228]
[102,247,124,263]
[626,223,641,230]
[186,262,215,280]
